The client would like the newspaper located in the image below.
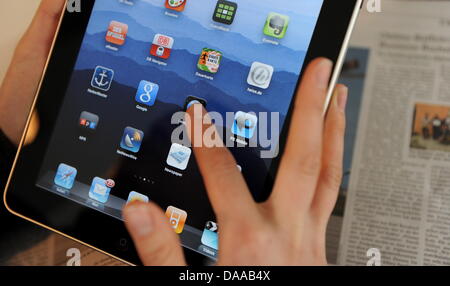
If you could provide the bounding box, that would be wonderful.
[338,1,450,265]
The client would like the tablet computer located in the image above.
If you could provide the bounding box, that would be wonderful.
[4,0,362,265]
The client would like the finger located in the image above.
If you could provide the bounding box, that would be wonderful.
[270,58,333,216]
[18,0,66,56]
[185,104,258,222]
[0,0,65,144]
[311,84,347,222]
[123,202,186,266]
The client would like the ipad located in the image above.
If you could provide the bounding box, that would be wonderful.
[4,0,362,265]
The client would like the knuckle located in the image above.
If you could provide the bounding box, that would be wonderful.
[333,113,346,134]
[295,95,325,116]
[230,219,269,246]
[326,104,346,134]
[239,227,270,247]
[141,241,177,266]
[203,150,236,179]
[320,163,343,190]
[295,152,322,178]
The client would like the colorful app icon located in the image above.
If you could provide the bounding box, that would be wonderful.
[105,21,128,46]
[135,80,159,107]
[263,13,289,39]
[150,34,174,59]
[54,163,77,190]
[166,143,191,171]
[79,111,99,130]
[184,96,207,111]
[89,177,112,203]
[120,127,144,153]
[165,206,187,234]
[165,0,187,12]
[232,111,258,139]
[91,66,114,91]
[127,191,149,203]
[213,0,237,25]
[198,48,222,74]
[247,62,274,89]
[201,221,219,250]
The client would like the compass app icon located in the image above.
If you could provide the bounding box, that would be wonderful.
[54,163,77,190]
[120,127,144,153]
[91,66,114,91]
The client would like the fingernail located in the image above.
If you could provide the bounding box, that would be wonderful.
[336,86,348,111]
[315,58,333,90]
[124,203,153,237]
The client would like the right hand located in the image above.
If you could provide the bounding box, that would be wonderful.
[123,58,348,266]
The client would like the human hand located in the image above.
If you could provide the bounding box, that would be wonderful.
[0,0,347,267]
[0,0,65,145]
[123,58,348,266]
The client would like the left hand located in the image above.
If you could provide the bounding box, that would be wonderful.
[0,0,65,145]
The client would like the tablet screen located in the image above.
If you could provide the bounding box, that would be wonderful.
[35,0,324,259]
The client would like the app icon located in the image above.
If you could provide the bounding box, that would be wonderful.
[213,0,237,25]
[232,111,258,139]
[127,191,149,203]
[89,177,112,203]
[198,48,222,74]
[120,127,144,153]
[54,163,77,190]
[263,13,289,39]
[79,111,99,130]
[165,0,187,12]
[135,80,159,107]
[201,221,219,250]
[106,21,128,46]
[91,66,114,91]
[166,143,191,171]
[247,62,274,89]
[184,96,207,111]
[165,206,187,234]
[150,34,174,59]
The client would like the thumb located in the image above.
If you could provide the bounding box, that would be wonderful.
[123,202,186,266]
